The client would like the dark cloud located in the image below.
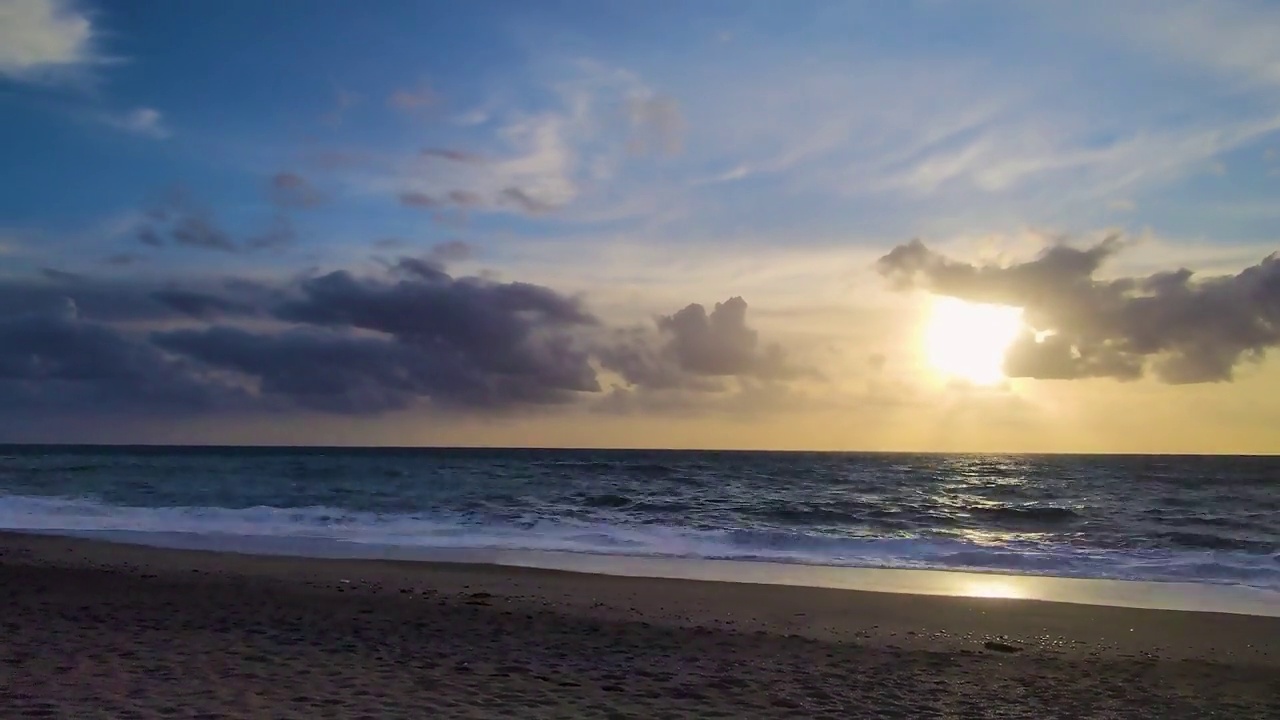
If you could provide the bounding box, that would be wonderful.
[246,216,296,251]
[170,213,237,252]
[0,302,237,415]
[391,256,450,282]
[104,253,144,266]
[429,240,472,263]
[0,258,806,427]
[275,269,598,395]
[660,297,795,377]
[0,273,278,325]
[146,265,602,413]
[400,189,492,213]
[399,185,559,216]
[137,226,165,247]
[599,297,803,390]
[0,277,173,324]
[371,240,470,260]
[153,327,429,413]
[154,324,592,414]
[399,191,442,209]
[40,268,86,283]
[877,237,1280,383]
[135,190,297,254]
[500,187,556,215]
[421,148,484,163]
[268,172,326,209]
[150,289,258,320]
[447,190,484,208]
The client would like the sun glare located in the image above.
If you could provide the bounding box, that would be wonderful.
[924,297,1024,385]
[963,578,1026,599]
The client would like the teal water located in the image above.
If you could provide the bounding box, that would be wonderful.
[1,446,1277,589]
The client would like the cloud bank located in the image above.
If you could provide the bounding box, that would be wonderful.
[877,237,1280,383]
[0,256,804,422]
[0,0,97,83]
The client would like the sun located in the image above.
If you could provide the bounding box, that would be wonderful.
[923,296,1024,385]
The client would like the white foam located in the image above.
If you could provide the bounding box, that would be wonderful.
[2,493,1277,590]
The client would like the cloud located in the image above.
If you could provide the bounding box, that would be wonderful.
[169,213,236,252]
[39,267,84,283]
[0,302,239,416]
[398,191,442,209]
[877,236,1280,383]
[102,107,170,139]
[0,0,97,83]
[599,297,804,391]
[373,62,676,221]
[0,272,278,324]
[499,186,555,215]
[388,83,437,111]
[150,289,257,320]
[1054,0,1280,90]
[155,264,603,412]
[626,93,685,156]
[135,189,295,253]
[103,252,142,266]
[428,239,472,263]
[1,261,602,415]
[421,148,485,164]
[0,257,811,421]
[153,327,440,413]
[658,297,794,377]
[268,172,326,208]
[245,215,296,251]
[447,189,484,208]
[375,241,473,277]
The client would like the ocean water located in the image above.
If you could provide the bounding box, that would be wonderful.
[0,446,1277,590]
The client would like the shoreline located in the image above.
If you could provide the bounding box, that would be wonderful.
[4,531,1279,718]
[7,442,1280,457]
[16,528,1280,618]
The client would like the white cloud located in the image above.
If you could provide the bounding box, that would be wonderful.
[346,59,684,222]
[102,107,170,139]
[871,112,1280,203]
[1056,0,1280,89]
[453,107,491,126]
[0,0,98,83]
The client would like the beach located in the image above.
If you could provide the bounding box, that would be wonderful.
[2,532,1277,719]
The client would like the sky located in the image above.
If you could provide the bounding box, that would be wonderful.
[2,0,1280,452]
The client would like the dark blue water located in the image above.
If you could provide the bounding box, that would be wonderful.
[1,446,1277,588]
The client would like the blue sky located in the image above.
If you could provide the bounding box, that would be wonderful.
[2,0,1280,450]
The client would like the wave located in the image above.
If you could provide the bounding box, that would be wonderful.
[578,493,633,508]
[1156,531,1277,553]
[539,461,677,477]
[967,505,1081,523]
[1,493,1277,589]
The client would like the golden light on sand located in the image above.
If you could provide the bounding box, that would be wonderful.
[963,578,1027,599]
[923,296,1024,386]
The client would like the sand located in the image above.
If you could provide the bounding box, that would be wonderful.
[1,532,1277,719]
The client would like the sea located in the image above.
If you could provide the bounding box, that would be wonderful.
[1,446,1277,591]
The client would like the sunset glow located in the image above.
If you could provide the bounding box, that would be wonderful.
[924,297,1025,386]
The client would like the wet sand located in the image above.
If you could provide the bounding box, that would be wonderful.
[2,532,1277,719]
